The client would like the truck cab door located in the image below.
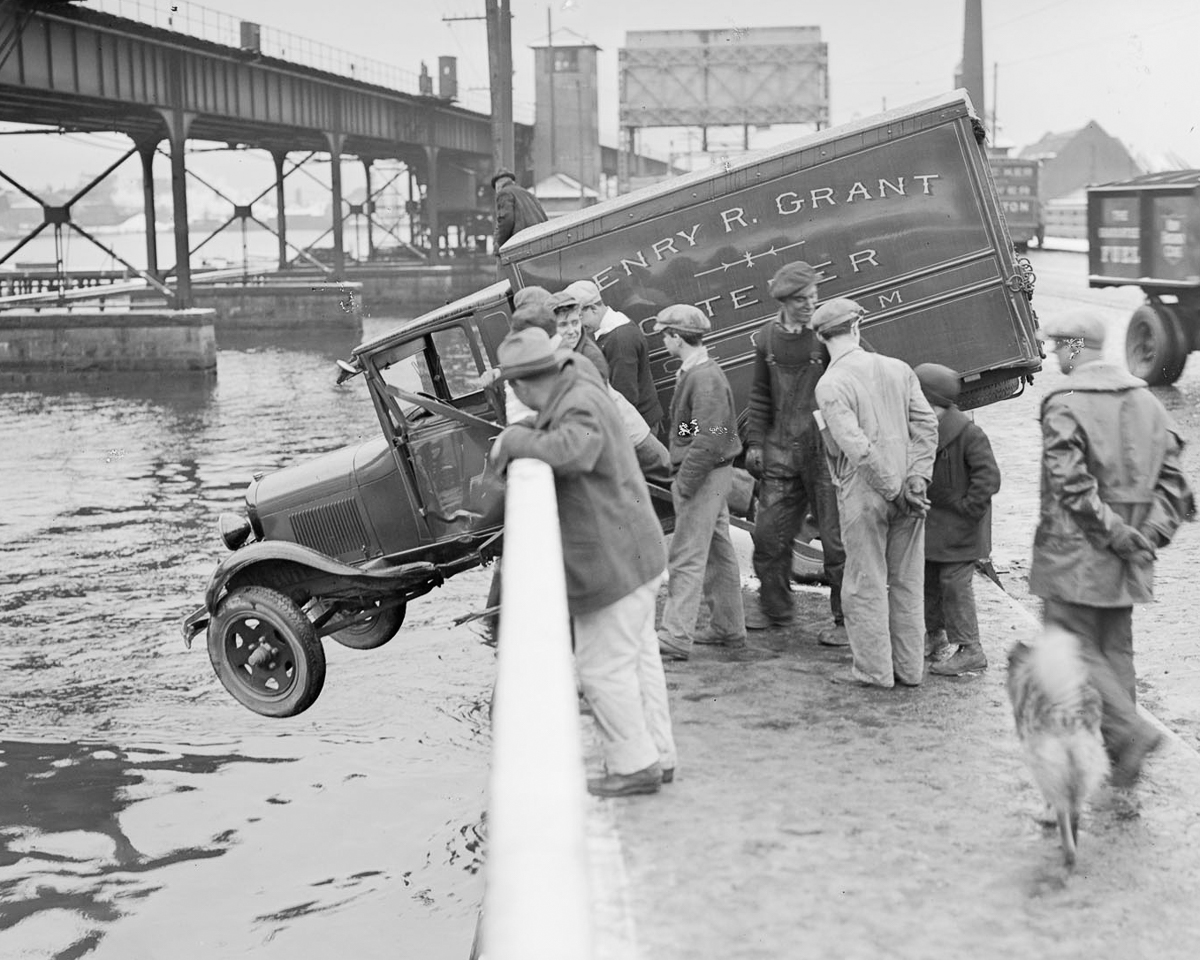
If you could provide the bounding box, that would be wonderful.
[368,323,504,543]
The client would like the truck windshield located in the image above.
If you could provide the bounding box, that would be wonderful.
[372,326,488,424]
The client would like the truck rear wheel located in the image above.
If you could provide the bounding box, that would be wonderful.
[1126,304,1187,385]
[330,600,406,650]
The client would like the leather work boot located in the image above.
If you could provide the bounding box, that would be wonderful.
[924,629,953,661]
[818,623,850,647]
[744,604,795,630]
[1111,728,1165,789]
[694,629,747,647]
[929,643,987,676]
[657,632,691,661]
[587,762,663,798]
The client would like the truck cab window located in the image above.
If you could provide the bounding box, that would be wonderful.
[431,326,485,400]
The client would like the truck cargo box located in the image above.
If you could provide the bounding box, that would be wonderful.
[501,89,1041,411]
[1087,169,1200,385]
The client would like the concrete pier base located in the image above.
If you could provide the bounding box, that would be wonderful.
[0,307,216,377]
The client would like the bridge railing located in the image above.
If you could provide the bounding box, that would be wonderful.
[481,457,592,960]
[80,0,534,119]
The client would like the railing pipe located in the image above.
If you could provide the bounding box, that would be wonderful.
[481,457,592,960]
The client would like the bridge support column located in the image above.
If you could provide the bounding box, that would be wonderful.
[272,150,289,271]
[162,109,195,307]
[134,137,161,281]
[325,132,346,279]
[362,159,375,261]
[424,145,440,259]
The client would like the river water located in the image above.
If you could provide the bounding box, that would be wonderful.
[0,316,495,959]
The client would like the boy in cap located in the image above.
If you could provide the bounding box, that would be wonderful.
[914,363,1001,676]
[812,299,938,688]
[550,288,609,380]
[1031,310,1193,785]
[744,261,847,643]
[565,279,664,436]
[490,326,676,796]
[654,305,746,661]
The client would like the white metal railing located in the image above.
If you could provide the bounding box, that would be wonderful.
[78,0,536,120]
[481,458,592,960]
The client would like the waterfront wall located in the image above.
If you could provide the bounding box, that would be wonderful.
[0,308,216,377]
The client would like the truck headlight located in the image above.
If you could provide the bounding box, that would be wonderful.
[218,513,253,550]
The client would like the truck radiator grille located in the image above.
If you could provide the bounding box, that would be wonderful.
[290,498,368,558]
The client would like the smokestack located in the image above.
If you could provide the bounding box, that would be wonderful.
[961,0,985,117]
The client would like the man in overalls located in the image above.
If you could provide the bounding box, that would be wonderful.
[743,261,847,644]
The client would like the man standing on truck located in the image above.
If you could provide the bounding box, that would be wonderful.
[1031,311,1193,786]
[812,298,938,689]
[490,326,675,797]
[744,261,847,644]
[653,305,745,662]
[565,279,664,437]
[491,169,548,255]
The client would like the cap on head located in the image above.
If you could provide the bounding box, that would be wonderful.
[914,363,962,408]
[510,286,553,333]
[497,327,563,380]
[548,288,580,313]
[810,298,865,336]
[1040,311,1106,349]
[563,279,602,307]
[768,261,820,300]
[652,304,711,335]
[490,168,516,189]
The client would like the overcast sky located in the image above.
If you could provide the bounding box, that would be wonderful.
[2,0,1197,186]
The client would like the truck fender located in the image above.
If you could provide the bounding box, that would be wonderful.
[202,540,441,614]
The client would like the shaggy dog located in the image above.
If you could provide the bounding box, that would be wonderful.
[1007,626,1110,868]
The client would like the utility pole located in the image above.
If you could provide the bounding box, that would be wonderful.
[485,0,514,175]
[448,3,513,176]
[546,6,555,172]
[961,0,985,119]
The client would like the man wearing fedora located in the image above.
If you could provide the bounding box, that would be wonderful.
[812,298,938,688]
[744,261,847,644]
[490,327,675,797]
[653,305,745,662]
[491,169,547,254]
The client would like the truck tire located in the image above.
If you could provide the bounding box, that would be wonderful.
[208,585,326,718]
[1125,304,1187,385]
[330,601,406,650]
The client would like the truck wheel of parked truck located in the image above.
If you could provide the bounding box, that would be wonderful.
[1125,301,1190,386]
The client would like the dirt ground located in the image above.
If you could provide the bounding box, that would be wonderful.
[581,574,1200,960]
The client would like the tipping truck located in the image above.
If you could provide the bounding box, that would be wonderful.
[988,155,1044,251]
[183,89,1043,717]
[1087,169,1200,385]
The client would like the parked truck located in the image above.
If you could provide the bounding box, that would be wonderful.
[183,89,1043,717]
[1087,169,1200,385]
[988,155,1044,251]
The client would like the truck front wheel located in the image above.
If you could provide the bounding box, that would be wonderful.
[1125,303,1187,385]
[208,586,326,717]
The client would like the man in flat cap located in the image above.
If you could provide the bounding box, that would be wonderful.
[1031,310,1194,786]
[743,260,848,643]
[812,299,938,688]
[566,278,664,437]
[491,169,547,255]
[914,363,1001,678]
[490,327,676,797]
[653,305,745,661]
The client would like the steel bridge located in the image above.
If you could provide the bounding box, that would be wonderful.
[0,0,532,304]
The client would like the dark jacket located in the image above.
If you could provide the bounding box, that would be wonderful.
[1029,361,1194,607]
[597,314,663,431]
[575,331,609,382]
[924,406,1001,562]
[745,314,831,476]
[494,180,548,250]
[668,354,743,499]
[496,357,667,614]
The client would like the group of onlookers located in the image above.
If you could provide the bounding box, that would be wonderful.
[485,250,1193,799]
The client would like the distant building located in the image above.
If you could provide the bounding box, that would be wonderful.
[532,172,599,217]
[1019,120,1142,200]
[531,31,602,196]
